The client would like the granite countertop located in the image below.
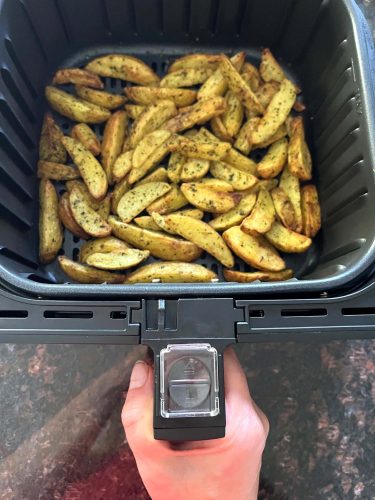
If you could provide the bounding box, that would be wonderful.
[1,2,375,499]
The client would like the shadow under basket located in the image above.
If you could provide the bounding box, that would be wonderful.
[0,0,374,299]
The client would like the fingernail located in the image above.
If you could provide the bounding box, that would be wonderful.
[129,361,148,389]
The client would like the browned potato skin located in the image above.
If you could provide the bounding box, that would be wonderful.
[71,123,101,156]
[271,187,297,231]
[126,262,218,283]
[279,167,303,233]
[37,161,80,181]
[58,193,90,240]
[256,138,289,179]
[58,256,124,284]
[265,221,312,253]
[39,113,67,163]
[75,85,127,110]
[101,110,128,184]
[86,54,160,85]
[241,189,276,235]
[301,185,321,238]
[53,68,104,89]
[125,86,197,107]
[223,268,294,282]
[39,179,63,264]
[288,116,313,181]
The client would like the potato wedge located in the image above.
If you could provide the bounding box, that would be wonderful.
[109,218,202,262]
[255,81,280,109]
[181,183,237,214]
[251,79,297,146]
[117,182,171,222]
[71,123,101,156]
[138,208,204,230]
[240,179,278,196]
[168,134,230,161]
[224,268,293,282]
[69,185,112,237]
[86,249,149,270]
[224,148,257,175]
[37,161,80,181]
[240,62,261,92]
[222,91,243,137]
[65,180,101,211]
[256,123,288,149]
[162,97,227,133]
[279,167,303,233]
[210,116,233,142]
[168,54,222,73]
[271,187,297,231]
[196,178,234,192]
[209,193,257,231]
[265,221,312,253]
[259,48,285,83]
[210,161,258,191]
[257,138,288,179]
[288,117,312,181]
[97,194,111,220]
[39,113,67,163]
[58,193,90,240]
[79,237,130,263]
[223,226,285,272]
[125,104,146,120]
[39,179,63,264]
[101,110,128,183]
[301,185,321,238]
[125,86,197,107]
[45,86,111,124]
[147,184,188,214]
[153,214,234,268]
[234,117,260,155]
[133,130,172,170]
[62,136,108,200]
[136,167,168,186]
[53,68,103,88]
[113,151,133,183]
[167,152,185,183]
[58,256,124,284]
[111,177,129,215]
[129,131,172,184]
[181,158,210,182]
[86,54,160,85]
[241,189,276,235]
[161,68,213,88]
[126,262,217,283]
[76,85,127,110]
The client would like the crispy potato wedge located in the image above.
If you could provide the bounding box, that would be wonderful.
[129,131,172,184]
[125,104,145,120]
[288,117,312,181]
[181,158,210,182]
[153,213,234,267]
[71,123,101,156]
[210,116,233,142]
[301,185,321,238]
[53,68,104,89]
[241,188,276,235]
[126,262,217,283]
[240,179,278,196]
[134,216,162,231]
[161,68,213,88]
[133,130,172,170]
[257,138,288,179]
[209,193,257,231]
[181,183,237,214]
[125,86,197,107]
[111,177,129,215]
[58,256,124,284]
[255,81,280,109]
[65,180,101,211]
[240,62,261,92]
[210,161,258,190]
[113,151,133,183]
[45,86,111,124]
[224,268,293,282]
[271,187,297,231]
[168,135,231,161]
[86,54,160,85]
[39,113,67,163]
[109,217,202,261]
[234,117,260,155]
[279,167,303,233]
[222,91,243,137]
[86,249,149,270]
[259,48,285,83]
[58,193,90,240]
[76,85,127,110]
[39,179,63,263]
[136,167,168,186]
[117,182,171,222]
[69,185,112,237]
[223,226,285,272]
[256,123,288,149]
[167,152,185,183]
[144,208,204,232]
[168,54,222,73]
[62,136,108,200]
[101,110,128,183]
[79,237,130,263]
[224,148,257,175]
[251,79,297,146]
[196,178,234,192]
[37,161,80,181]
[147,184,188,214]
[97,194,111,220]
[176,208,205,219]
[265,221,312,253]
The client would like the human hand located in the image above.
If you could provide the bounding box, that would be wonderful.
[122,347,269,500]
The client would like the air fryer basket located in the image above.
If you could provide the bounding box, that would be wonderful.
[0,0,374,298]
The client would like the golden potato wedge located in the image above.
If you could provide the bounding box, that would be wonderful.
[97,194,111,220]
[147,184,188,214]
[86,54,160,85]
[111,177,129,215]
[148,209,204,232]
[234,117,260,155]
[181,158,210,182]
[240,62,261,92]
[265,221,312,253]
[133,130,172,170]
[58,256,124,284]
[109,217,202,262]
[162,97,227,133]
[101,110,128,183]
[222,91,243,137]
[126,262,217,283]
[127,100,177,150]
[209,193,257,231]
[79,236,130,263]
[257,138,288,179]
[161,68,213,88]
[58,193,90,240]
[69,185,112,237]
[86,249,149,270]
[134,216,162,232]
[136,167,168,186]
[125,104,146,120]
[241,188,276,235]
[37,161,80,181]
[210,116,233,143]
[129,131,172,184]
[65,180,101,211]
[39,179,63,264]
[196,178,234,192]
[224,268,293,282]
[168,134,231,161]
[53,68,104,89]
[271,187,297,231]
[223,226,285,272]
[301,185,321,238]
[45,87,111,124]
[117,182,171,222]
[240,179,278,196]
[125,86,197,107]
[39,113,67,163]
[256,123,288,149]
[259,48,284,83]
[288,116,312,181]
[224,148,257,175]
[279,167,303,233]
[251,79,297,146]
[168,54,222,73]
[181,183,238,214]
[113,151,133,182]
[62,136,108,200]
[167,152,185,183]
[176,208,205,219]
[76,85,127,110]
[71,123,101,156]
[210,161,258,190]
[152,213,234,268]
[255,81,280,109]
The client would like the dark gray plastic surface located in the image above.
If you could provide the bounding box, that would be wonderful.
[0,0,374,299]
